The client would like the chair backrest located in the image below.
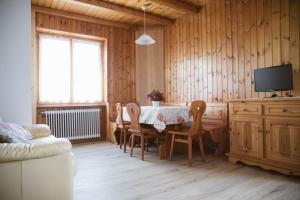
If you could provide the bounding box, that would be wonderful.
[126,103,141,132]
[188,101,206,136]
[116,103,125,128]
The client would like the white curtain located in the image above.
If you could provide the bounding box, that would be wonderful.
[39,35,71,103]
[72,39,102,103]
[38,35,102,104]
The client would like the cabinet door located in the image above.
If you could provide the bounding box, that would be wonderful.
[230,116,263,158]
[265,118,300,165]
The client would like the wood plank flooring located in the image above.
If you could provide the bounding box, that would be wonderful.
[73,142,300,200]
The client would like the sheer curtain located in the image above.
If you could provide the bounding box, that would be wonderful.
[39,35,71,103]
[72,39,102,103]
[38,34,103,104]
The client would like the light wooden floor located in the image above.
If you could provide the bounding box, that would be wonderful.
[73,142,300,200]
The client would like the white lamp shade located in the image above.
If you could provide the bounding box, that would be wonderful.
[135,33,156,45]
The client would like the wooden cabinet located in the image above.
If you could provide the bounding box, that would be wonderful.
[265,118,300,165]
[227,98,300,176]
[230,116,263,158]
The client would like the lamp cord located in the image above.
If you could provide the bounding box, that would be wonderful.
[143,7,146,34]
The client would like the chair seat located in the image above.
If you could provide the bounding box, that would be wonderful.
[118,123,131,130]
[130,129,157,138]
[168,130,189,136]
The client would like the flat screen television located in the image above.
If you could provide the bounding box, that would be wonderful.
[254,64,293,92]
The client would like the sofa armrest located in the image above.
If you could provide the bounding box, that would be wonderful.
[24,124,51,138]
[0,136,72,162]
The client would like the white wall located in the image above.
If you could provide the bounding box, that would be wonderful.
[0,0,32,125]
[135,27,165,105]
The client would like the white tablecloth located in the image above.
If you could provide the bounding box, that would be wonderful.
[122,106,192,132]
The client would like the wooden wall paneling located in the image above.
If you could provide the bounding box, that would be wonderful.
[190,16,195,101]
[238,0,245,100]
[244,0,251,99]
[250,0,258,98]
[280,0,290,96]
[186,16,191,101]
[178,18,183,102]
[172,23,177,102]
[264,0,273,98]
[290,0,299,96]
[165,25,170,101]
[131,30,136,102]
[280,0,289,65]
[183,15,188,102]
[226,0,233,100]
[210,0,217,102]
[169,25,173,102]
[202,4,208,102]
[122,30,126,103]
[207,1,213,103]
[135,27,164,105]
[198,11,203,101]
[34,12,136,113]
[165,0,299,103]
[192,15,199,99]
[216,0,223,101]
[256,0,265,98]
[171,22,176,102]
[221,0,227,102]
[272,0,282,97]
[232,0,239,99]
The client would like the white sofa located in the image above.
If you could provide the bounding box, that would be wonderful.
[0,124,76,200]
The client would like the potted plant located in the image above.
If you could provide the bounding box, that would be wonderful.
[146,89,165,107]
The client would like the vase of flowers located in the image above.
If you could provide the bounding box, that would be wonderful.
[146,89,165,107]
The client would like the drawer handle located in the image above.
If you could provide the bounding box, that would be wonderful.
[282,108,288,112]
[243,108,248,112]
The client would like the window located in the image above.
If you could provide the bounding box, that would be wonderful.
[39,34,103,104]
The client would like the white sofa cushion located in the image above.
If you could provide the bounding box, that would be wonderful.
[0,122,32,140]
[24,124,51,139]
[0,136,72,162]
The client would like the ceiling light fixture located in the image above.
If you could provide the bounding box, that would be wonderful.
[135,5,156,45]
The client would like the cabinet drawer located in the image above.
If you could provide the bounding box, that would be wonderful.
[265,104,300,117]
[230,103,262,115]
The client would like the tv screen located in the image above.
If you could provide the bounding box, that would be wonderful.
[254,64,293,92]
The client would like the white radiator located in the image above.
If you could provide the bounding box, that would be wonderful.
[44,108,101,140]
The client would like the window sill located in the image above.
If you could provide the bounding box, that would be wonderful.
[37,102,107,108]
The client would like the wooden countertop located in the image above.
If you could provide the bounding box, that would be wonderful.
[225,96,300,102]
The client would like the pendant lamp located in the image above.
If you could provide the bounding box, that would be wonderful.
[135,5,156,45]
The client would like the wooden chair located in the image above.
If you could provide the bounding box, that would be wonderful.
[169,101,207,166]
[116,103,131,153]
[126,103,160,160]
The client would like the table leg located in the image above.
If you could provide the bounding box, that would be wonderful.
[159,131,171,160]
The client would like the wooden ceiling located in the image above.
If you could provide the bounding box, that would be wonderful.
[31,0,201,27]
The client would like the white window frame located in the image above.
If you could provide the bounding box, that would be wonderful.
[37,33,105,105]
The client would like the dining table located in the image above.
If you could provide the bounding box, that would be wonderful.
[122,105,227,159]
[122,105,192,132]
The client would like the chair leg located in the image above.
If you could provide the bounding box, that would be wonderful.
[156,135,160,154]
[123,130,127,153]
[119,129,123,149]
[130,135,135,157]
[199,135,206,162]
[146,139,149,152]
[188,136,193,166]
[141,135,145,160]
[169,134,175,161]
[128,135,132,147]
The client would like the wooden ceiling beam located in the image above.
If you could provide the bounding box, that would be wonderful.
[149,0,200,15]
[74,0,175,25]
[32,5,133,29]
